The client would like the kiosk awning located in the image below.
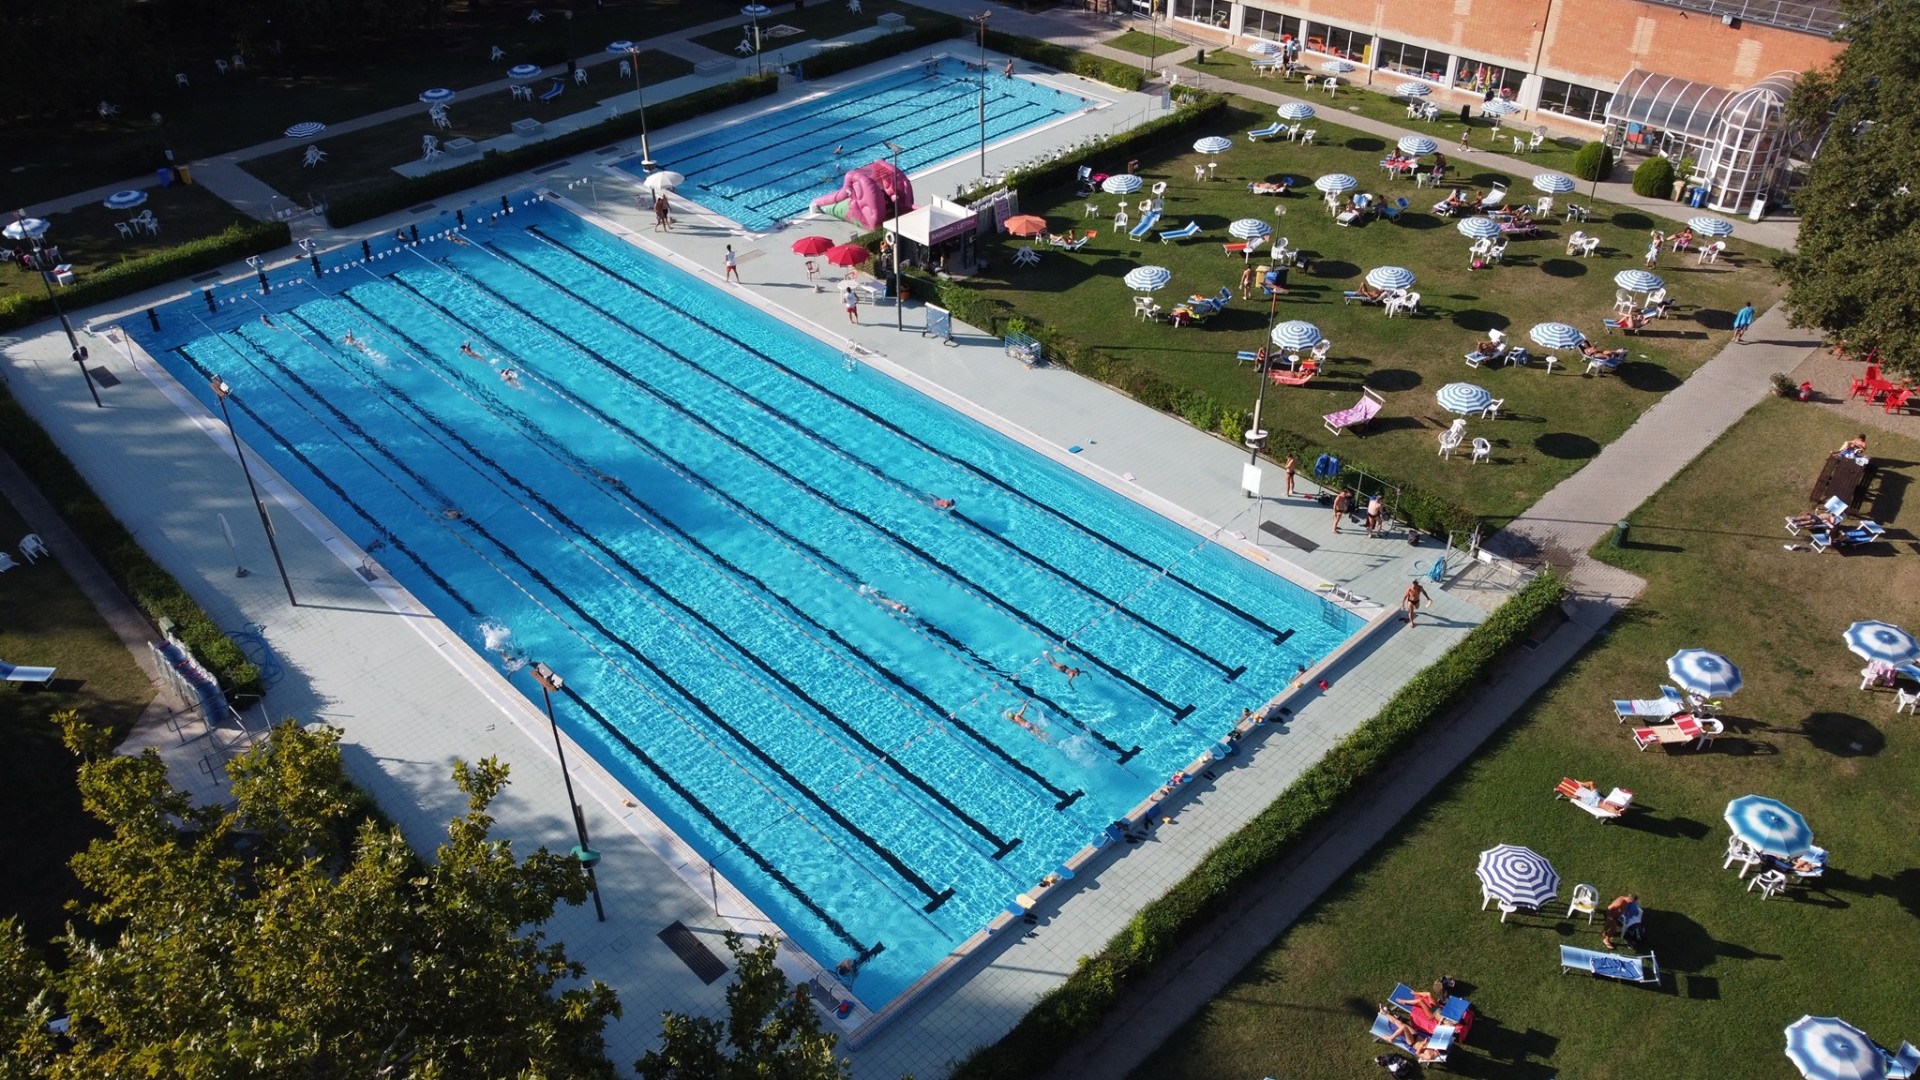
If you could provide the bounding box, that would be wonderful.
[888,199,979,246]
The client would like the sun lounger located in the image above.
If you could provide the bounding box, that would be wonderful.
[1560,945,1659,984]
[1614,686,1685,722]
[1555,778,1633,820]
[1159,221,1201,243]
[0,660,57,687]
[1388,983,1472,1026]
[1248,121,1284,139]
[1129,211,1162,240]
[1236,351,1264,366]
[1270,360,1317,386]
[1884,1041,1919,1079]
[539,80,565,101]
[1370,1011,1452,1064]
[1631,714,1706,751]
[1811,520,1886,553]
[1323,387,1384,436]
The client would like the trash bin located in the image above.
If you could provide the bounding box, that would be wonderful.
[1611,519,1630,547]
[1748,193,1768,221]
[176,163,192,185]
[1689,186,1707,208]
[1458,104,1471,123]
[1195,48,1206,63]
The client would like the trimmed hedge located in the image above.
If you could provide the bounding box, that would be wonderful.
[950,571,1567,1080]
[1631,155,1675,198]
[325,74,781,226]
[0,220,293,334]
[0,389,263,699]
[985,29,1150,92]
[1571,140,1614,183]
[796,17,965,80]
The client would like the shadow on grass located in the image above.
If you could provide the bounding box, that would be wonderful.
[1649,910,1785,971]
[1534,432,1600,459]
[1860,459,1908,522]
[1311,259,1361,280]
[1617,362,1682,392]
[1797,711,1885,756]
[1345,136,1387,153]
[1539,258,1588,279]
[1447,1016,1561,1078]
[1449,308,1511,332]
[1620,805,1713,841]
[1369,368,1424,392]
[1614,211,1655,230]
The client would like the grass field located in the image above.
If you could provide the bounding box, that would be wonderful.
[686,0,924,59]
[0,498,155,952]
[973,97,1781,526]
[0,184,252,308]
[1128,399,1920,1079]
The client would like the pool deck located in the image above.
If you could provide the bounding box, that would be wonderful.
[0,55,1502,1080]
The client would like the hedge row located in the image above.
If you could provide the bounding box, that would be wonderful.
[950,570,1567,1079]
[325,74,781,226]
[0,220,292,334]
[0,389,263,698]
[985,28,1150,91]
[794,17,965,81]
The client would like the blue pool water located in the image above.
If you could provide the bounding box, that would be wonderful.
[136,202,1361,1007]
[616,56,1095,231]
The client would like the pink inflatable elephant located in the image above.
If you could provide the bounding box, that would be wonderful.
[811,159,915,230]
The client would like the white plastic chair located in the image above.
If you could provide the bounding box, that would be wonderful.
[1529,131,1546,151]
[20,534,50,563]
[491,45,506,60]
[1310,340,1331,364]
[1480,397,1504,419]
[1614,289,1636,314]
[214,59,229,75]
[1699,241,1726,264]
[1724,836,1761,877]
[574,68,588,85]
[1536,195,1554,217]
[231,54,245,71]
[1568,883,1599,923]
[175,73,190,87]
[1512,136,1527,153]
[1438,420,1466,458]
[1151,181,1168,197]
[115,222,133,239]
[1113,209,1129,229]
[1300,128,1317,146]
[619,59,631,79]
[1323,77,1338,95]
[1480,884,1519,921]
[0,552,16,573]
[847,0,862,11]
[1470,437,1491,464]
[1748,869,1789,898]
[1302,75,1316,92]
[1896,688,1919,715]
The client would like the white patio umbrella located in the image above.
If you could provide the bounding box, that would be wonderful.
[1365,266,1415,290]
[1247,40,1283,56]
[1691,215,1736,237]
[1668,648,1742,697]
[102,190,148,211]
[607,40,636,52]
[3,218,51,242]
[742,4,773,16]
[1396,81,1431,97]
[507,63,542,79]
[1314,173,1357,194]
[1475,844,1559,909]
[1102,174,1144,194]
[420,88,455,104]
[1193,136,1233,155]
[1228,218,1272,240]
[1726,795,1814,859]
[1270,320,1322,350]
[1615,269,1665,293]
[642,171,686,192]
[1785,1017,1887,1080]
[1482,99,1520,116]
[1844,621,1920,664]
[1457,217,1502,239]
[1437,382,1493,415]
[1321,59,1355,73]
[1529,322,1586,350]
[1532,172,1577,193]
[1123,265,1173,292]
[1276,102,1316,120]
[1397,135,1437,156]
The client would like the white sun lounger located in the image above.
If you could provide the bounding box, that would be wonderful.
[1560,945,1658,984]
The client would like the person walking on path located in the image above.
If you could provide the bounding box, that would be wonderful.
[653,193,671,232]
[724,245,740,284]
[1401,580,1431,626]
[1732,301,1754,343]
[1331,488,1352,534]
[842,283,859,324]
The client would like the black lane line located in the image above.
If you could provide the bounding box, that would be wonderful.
[436,252,1190,727]
[383,272,1085,808]
[330,295,1023,862]
[245,312,955,912]
[525,224,1298,648]
[177,332,874,954]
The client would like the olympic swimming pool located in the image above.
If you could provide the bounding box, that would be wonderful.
[615,56,1098,231]
[134,200,1363,1010]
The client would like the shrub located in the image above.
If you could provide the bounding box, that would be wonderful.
[1571,141,1614,183]
[0,389,262,698]
[951,572,1567,1079]
[0,221,293,333]
[1632,155,1676,198]
[985,29,1148,91]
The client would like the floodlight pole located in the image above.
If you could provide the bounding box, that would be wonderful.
[975,11,991,177]
[210,376,296,605]
[888,141,905,332]
[1246,290,1279,477]
[626,46,655,167]
[10,215,99,408]
[530,662,607,922]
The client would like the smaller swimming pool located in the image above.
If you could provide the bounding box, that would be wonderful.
[621,56,1096,231]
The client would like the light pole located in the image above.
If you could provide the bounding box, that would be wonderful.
[6,216,100,408]
[1245,291,1280,479]
[529,662,607,922]
[746,5,765,78]
[209,376,297,605]
[613,43,655,167]
[887,141,905,332]
[1146,1,1160,77]
[975,11,991,177]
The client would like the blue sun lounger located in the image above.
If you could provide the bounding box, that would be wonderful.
[1248,121,1285,139]
[0,659,57,687]
[539,80,565,102]
[1159,221,1201,243]
[1812,520,1886,553]
[1883,1041,1919,1080]
[1129,211,1161,240]
[1560,945,1659,984]
[1388,983,1471,1024]
[1369,1010,1453,1064]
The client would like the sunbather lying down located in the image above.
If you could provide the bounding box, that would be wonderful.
[1377,1010,1444,1062]
[1579,340,1627,362]
[1563,780,1629,816]
[1249,179,1292,194]
[1787,509,1840,531]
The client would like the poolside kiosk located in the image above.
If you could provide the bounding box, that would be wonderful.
[885,197,981,276]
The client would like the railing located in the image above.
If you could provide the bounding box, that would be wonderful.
[1635,0,1844,37]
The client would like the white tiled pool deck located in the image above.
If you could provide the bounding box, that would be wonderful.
[0,57,1505,1079]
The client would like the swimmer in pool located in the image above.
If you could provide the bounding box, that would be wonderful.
[442,507,464,520]
[1004,701,1053,743]
[449,233,470,247]
[500,368,520,388]
[259,314,276,328]
[926,495,956,510]
[343,330,360,348]
[858,584,910,616]
[1044,650,1084,685]
[460,341,484,360]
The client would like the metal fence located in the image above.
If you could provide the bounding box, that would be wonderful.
[1636,0,1844,36]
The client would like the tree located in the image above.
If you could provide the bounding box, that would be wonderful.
[30,715,620,1079]
[635,933,852,1080]
[1780,0,1920,379]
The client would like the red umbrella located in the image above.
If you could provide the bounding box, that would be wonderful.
[1004,214,1049,237]
[824,243,869,267]
[791,235,834,256]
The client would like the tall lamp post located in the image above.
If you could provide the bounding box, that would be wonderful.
[7,216,101,408]
[529,662,607,922]
[1146,0,1161,77]
[974,11,991,177]
[887,141,905,332]
[1245,290,1281,480]
[209,376,297,605]
[612,43,656,168]
[745,4,766,78]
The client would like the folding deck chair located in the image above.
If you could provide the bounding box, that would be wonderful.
[1560,945,1659,984]
[1322,387,1384,435]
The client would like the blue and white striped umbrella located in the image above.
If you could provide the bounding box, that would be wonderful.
[1,217,50,241]
[507,63,542,79]
[1786,1017,1886,1080]
[1457,216,1502,239]
[1396,81,1431,97]
[1668,648,1742,696]
[1397,135,1438,156]
[1615,269,1665,292]
[1727,796,1814,859]
[1276,102,1316,120]
[1123,265,1172,292]
[1247,39,1283,56]
[284,122,326,139]
[1482,99,1520,116]
[1321,59,1355,73]
[1844,621,1920,664]
[102,189,148,210]
[1270,320,1322,350]
[742,4,773,16]
[1437,382,1493,415]
[1532,172,1577,193]
[1365,265,1415,290]
[1102,173,1144,195]
[1193,135,1234,155]
[1228,218,1272,240]
[1529,322,1586,349]
[1691,215,1736,237]
[1475,844,1559,908]
[419,88,455,104]
[1315,173,1358,194]
[607,40,637,53]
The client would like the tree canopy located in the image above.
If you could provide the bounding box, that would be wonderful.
[1780,0,1920,378]
[19,714,620,1079]
[636,933,854,1080]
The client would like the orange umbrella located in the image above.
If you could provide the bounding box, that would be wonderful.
[1005,215,1049,237]
[791,235,834,256]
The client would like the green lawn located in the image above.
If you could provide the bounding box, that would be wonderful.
[686,0,923,58]
[1104,29,1184,61]
[0,184,252,308]
[1129,399,1920,1080]
[976,98,1782,526]
[0,498,155,952]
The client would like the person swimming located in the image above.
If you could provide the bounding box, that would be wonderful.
[857,584,910,616]
[460,341,483,360]
[1004,701,1053,743]
[926,494,956,510]
[1044,650,1084,685]
[500,368,520,388]
[259,314,276,328]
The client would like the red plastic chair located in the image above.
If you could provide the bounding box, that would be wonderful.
[1885,387,1912,414]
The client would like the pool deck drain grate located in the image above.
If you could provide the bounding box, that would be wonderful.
[1260,520,1319,553]
[657,921,728,984]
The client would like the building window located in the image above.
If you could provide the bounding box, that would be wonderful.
[1315,24,1370,62]
[1171,0,1230,29]
[1454,56,1525,99]
[1375,39,1449,82]
[1540,77,1614,124]
[1242,9,1301,43]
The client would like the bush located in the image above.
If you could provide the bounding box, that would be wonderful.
[985,29,1149,91]
[1632,155,1676,198]
[951,572,1567,1080]
[1571,141,1614,183]
[0,389,262,698]
[0,221,293,333]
